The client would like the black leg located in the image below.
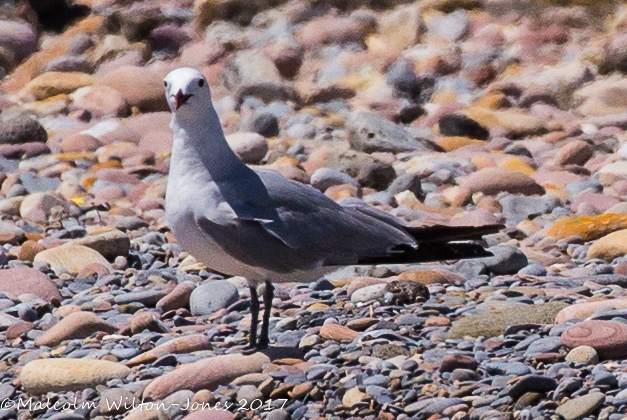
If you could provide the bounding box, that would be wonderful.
[244,285,259,353]
[258,280,274,349]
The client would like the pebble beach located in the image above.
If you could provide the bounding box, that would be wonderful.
[3,0,627,420]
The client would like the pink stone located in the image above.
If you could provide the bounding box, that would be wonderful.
[61,133,101,153]
[0,267,61,303]
[156,281,195,312]
[35,312,118,347]
[561,320,627,360]
[461,167,544,196]
[142,353,270,400]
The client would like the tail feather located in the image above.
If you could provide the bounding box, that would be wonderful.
[404,223,504,243]
[349,241,494,265]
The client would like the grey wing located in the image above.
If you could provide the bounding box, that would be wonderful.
[254,169,417,265]
[194,168,417,273]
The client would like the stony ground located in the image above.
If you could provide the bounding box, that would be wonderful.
[4,0,627,420]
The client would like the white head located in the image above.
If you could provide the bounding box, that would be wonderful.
[163,67,212,123]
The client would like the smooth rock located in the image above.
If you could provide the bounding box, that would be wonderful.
[20,192,70,222]
[189,281,238,316]
[0,115,47,145]
[0,267,61,303]
[34,244,112,274]
[20,358,130,394]
[346,111,432,153]
[126,334,212,367]
[34,311,117,347]
[449,301,568,338]
[21,72,95,100]
[546,214,627,241]
[156,281,195,312]
[565,346,599,365]
[73,230,131,260]
[97,66,169,112]
[555,298,627,323]
[461,167,544,196]
[70,85,129,118]
[143,352,270,400]
[319,324,360,342]
[587,229,627,261]
[508,375,557,400]
[225,132,268,164]
[556,393,605,420]
[0,221,24,245]
[561,320,627,360]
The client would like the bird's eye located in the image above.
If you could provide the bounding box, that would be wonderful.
[198,79,205,88]
[164,81,168,88]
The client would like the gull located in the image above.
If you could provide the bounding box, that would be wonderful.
[163,67,501,352]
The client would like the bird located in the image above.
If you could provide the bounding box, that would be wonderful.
[163,67,502,352]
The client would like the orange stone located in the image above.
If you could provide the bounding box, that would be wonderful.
[319,324,359,342]
[546,214,627,241]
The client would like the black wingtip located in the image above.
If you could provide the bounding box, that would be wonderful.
[405,223,505,243]
[325,241,493,266]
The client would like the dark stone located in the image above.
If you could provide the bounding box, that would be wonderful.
[252,113,280,137]
[440,354,479,372]
[0,115,47,145]
[439,113,489,140]
[508,375,557,400]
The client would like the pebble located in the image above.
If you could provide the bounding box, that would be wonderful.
[556,393,605,420]
[566,346,599,365]
[225,132,269,164]
[34,244,112,274]
[189,281,239,316]
[20,358,130,394]
[34,311,118,347]
[0,267,62,302]
[561,320,627,360]
[143,353,270,400]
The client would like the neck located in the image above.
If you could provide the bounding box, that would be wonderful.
[171,106,244,180]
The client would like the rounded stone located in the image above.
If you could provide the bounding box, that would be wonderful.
[225,132,268,164]
[20,192,70,223]
[0,115,47,145]
[156,281,196,312]
[319,324,359,342]
[69,85,129,118]
[565,345,599,365]
[126,334,212,367]
[561,320,627,360]
[555,298,627,323]
[0,267,61,303]
[587,229,627,262]
[21,71,95,101]
[440,354,479,372]
[20,358,130,394]
[189,280,239,316]
[33,244,112,275]
[34,311,118,347]
[143,352,270,400]
[461,167,544,196]
[555,392,605,420]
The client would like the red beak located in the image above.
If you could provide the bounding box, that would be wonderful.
[174,90,192,109]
